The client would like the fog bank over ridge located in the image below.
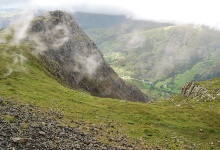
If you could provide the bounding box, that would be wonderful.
[1,0,220,29]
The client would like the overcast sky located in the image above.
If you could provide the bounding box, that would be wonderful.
[1,0,220,28]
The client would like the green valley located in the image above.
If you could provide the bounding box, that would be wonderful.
[76,13,220,99]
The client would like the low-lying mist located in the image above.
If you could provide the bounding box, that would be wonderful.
[1,46,27,77]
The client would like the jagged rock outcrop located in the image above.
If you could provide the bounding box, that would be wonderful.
[181,82,216,102]
[27,10,148,102]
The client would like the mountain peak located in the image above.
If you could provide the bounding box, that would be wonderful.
[27,10,149,102]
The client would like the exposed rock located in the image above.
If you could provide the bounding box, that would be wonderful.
[38,131,46,135]
[12,137,30,143]
[217,90,220,96]
[181,82,216,101]
[128,122,135,125]
[27,10,148,102]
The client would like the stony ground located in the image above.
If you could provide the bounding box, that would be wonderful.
[0,98,136,150]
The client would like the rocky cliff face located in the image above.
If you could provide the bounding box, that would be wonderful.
[27,10,148,102]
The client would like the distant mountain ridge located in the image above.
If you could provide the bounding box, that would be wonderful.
[0,8,23,29]
[75,12,173,45]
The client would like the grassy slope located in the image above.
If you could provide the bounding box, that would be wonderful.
[0,44,220,149]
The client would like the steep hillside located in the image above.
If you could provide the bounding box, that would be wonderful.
[0,44,220,149]
[75,12,172,46]
[24,10,148,102]
[102,25,220,80]
[100,25,220,97]
[75,14,220,98]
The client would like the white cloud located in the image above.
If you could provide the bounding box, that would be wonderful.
[1,0,220,27]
